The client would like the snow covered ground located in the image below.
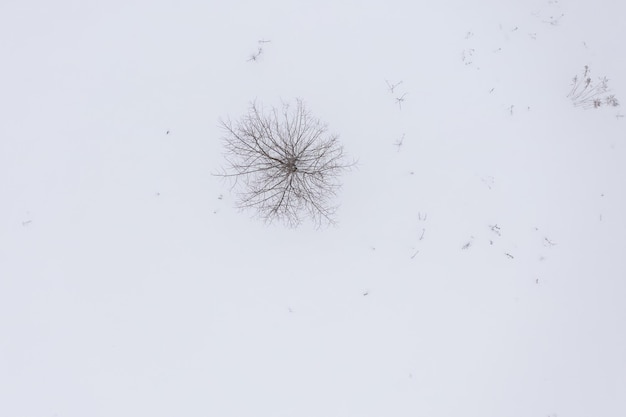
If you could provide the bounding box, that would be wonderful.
[1,1,625,416]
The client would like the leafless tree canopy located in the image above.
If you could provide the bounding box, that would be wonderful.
[216,99,352,227]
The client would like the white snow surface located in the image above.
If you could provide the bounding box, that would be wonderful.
[1,1,625,416]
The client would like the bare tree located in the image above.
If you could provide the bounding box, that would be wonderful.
[216,99,353,228]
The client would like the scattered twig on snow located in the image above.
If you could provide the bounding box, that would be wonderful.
[247,47,264,62]
[543,237,556,246]
[393,133,405,152]
[489,224,502,236]
[385,79,403,94]
[395,93,408,109]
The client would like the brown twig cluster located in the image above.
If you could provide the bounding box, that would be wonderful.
[568,66,619,109]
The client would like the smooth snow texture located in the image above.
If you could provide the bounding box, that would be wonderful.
[1,1,625,416]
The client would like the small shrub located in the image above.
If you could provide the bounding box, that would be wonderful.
[568,65,620,109]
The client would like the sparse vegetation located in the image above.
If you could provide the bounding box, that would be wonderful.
[568,65,620,109]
